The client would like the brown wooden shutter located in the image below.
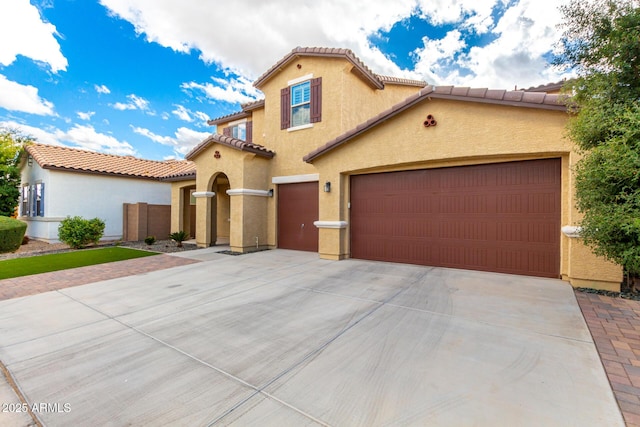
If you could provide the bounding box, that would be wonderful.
[281,86,290,129]
[310,77,322,123]
[246,121,253,142]
[222,126,231,137]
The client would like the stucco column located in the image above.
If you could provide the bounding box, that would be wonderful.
[315,173,348,260]
[227,188,271,253]
[193,191,215,247]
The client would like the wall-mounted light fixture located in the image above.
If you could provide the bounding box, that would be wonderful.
[27,155,33,167]
[324,181,331,193]
[268,189,274,197]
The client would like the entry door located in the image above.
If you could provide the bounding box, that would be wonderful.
[277,182,319,251]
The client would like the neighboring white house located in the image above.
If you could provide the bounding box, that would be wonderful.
[19,143,195,242]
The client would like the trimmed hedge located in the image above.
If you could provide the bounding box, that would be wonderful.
[0,216,27,253]
[58,216,105,249]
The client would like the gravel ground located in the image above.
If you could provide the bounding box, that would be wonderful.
[0,239,199,261]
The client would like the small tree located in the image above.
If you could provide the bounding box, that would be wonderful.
[0,128,32,217]
[554,0,640,287]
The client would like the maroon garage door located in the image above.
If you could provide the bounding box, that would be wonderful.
[277,182,319,252]
[350,159,561,278]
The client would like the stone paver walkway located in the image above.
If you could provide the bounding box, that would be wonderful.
[576,292,640,427]
[0,254,200,301]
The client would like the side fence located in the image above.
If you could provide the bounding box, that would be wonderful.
[122,202,171,241]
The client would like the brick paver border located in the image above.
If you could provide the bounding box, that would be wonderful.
[576,292,640,427]
[0,254,200,301]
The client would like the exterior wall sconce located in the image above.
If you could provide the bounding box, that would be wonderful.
[268,189,274,197]
[27,155,33,167]
[324,181,331,193]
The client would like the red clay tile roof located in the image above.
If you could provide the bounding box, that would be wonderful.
[524,80,567,92]
[207,99,265,126]
[253,47,387,90]
[304,85,567,163]
[25,143,195,180]
[185,133,275,160]
[377,75,427,87]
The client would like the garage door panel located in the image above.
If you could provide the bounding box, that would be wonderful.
[350,159,561,278]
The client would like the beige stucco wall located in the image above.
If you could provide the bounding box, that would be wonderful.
[180,53,621,290]
[190,143,272,250]
[170,179,196,235]
[310,98,622,289]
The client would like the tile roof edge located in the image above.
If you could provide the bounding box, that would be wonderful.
[253,47,383,90]
[304,85,567,163]
[185,134,275,160]
[26,143,194,179]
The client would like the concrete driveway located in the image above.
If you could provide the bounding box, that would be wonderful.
[0,249,624,426]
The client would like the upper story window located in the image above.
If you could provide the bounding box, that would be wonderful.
[281,77,322,130]
[222,120,252,142]
[291,81,310,127]
[231,123,246,140]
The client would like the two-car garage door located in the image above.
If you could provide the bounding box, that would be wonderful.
[350,159,561,278]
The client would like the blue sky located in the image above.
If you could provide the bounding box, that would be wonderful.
[0,0,571,160]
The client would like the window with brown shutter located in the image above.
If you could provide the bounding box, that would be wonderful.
[281,87,291,129]
[246,121,253,142]
[310,77,322,123]
[281,77,322,130]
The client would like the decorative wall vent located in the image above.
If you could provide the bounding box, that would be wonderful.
[214,151,221,159]
[423,114,437,127]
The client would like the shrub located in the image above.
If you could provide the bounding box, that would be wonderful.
[144,235,156,245]
[0,216,27,253]
[58,216,105,249]
[169,230,188,247]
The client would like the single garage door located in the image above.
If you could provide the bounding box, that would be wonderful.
[278,181,319,252]
[350,159,561,278]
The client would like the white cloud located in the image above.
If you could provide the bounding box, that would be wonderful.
[171,104,192,122]
[133,125,210,157]
[112,94,152,112]
[59,124,136,155]
[192,111,210,123]
[0,120,136,155]
[0,0,67,72]
[0,74,55,115]
[181,75,262,105]
[77,111,95,120]
[99,0,415,79]
[0,120,63,146]
[100,0,572,90]
[95,84,111,94]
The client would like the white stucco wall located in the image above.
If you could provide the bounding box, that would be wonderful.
[20,163,172,242]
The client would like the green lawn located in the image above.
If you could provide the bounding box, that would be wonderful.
[0,247,160,280]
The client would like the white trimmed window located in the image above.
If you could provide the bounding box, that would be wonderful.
[291,81,311,127]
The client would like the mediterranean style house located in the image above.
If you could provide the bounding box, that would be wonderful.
[170,47,620,291]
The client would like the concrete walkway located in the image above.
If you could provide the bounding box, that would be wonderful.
[0,249,626,426]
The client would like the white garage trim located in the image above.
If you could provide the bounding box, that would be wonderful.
[314,221,348,229]
[272,174,319,184]
[226,189,271,197]
[192,191,216,198]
